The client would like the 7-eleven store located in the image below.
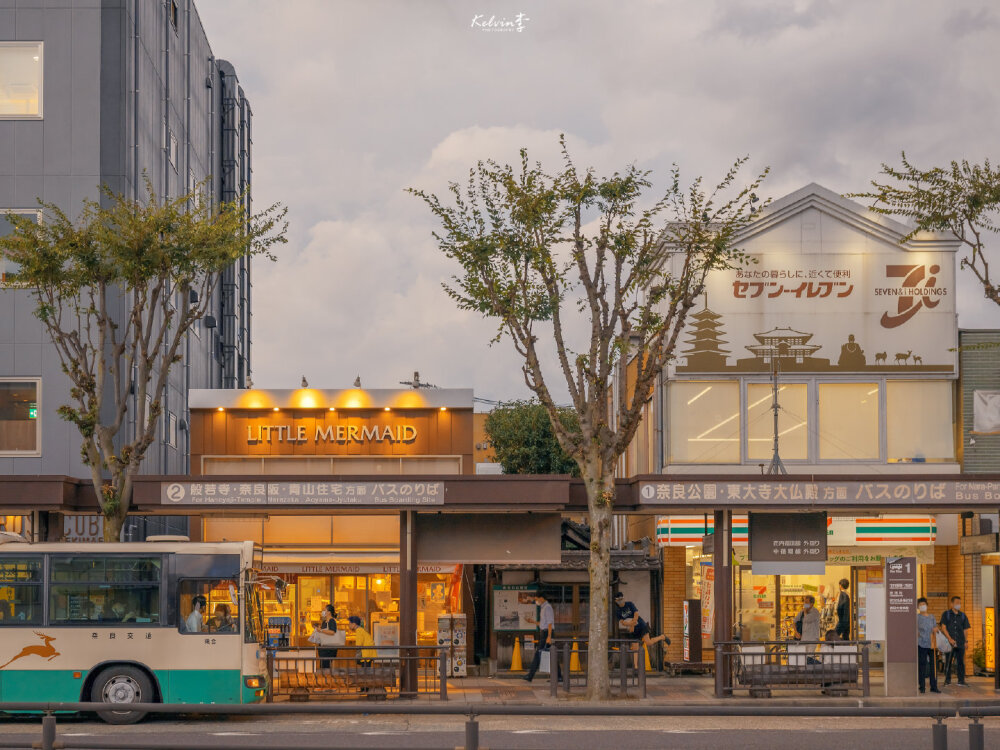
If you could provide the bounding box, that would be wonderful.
[657,514,939,658]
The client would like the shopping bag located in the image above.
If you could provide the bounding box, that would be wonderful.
[538,648,551,674]
[935,630,952,653]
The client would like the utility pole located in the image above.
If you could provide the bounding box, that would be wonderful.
[766,350,787,475]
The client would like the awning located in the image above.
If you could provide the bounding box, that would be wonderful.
[259,549,459,575]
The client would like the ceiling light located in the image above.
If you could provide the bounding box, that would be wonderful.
[328,407,335,411]
[217,407,224,412]
[384,407,391,412]
[273,407,280,412]
[440,406,447,411]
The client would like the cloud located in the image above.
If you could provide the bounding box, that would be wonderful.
[195,0,1000,399]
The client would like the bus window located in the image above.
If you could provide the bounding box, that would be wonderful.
[179,579,240,635]
[49,557,161,625]
[0,557,42,625]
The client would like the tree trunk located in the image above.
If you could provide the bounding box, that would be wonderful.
[103,512,125,543]
[584,468,615,700]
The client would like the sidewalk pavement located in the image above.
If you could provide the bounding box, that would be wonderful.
[440,671,1000,706]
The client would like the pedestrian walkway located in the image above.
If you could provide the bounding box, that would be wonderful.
[440,672,1000,706]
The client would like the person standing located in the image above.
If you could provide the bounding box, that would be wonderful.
[185,595,206,633]
[916,597,941,694]
[835,579,851,640]
[793,595,821,641]
[940,596,972,686]
[317,604,339,670]
[523,592,562,682]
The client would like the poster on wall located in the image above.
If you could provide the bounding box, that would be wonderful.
[700,566,715,637]
[492,585,539,631]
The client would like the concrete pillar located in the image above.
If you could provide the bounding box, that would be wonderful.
[399,510,418,696]
[713,510,733,692]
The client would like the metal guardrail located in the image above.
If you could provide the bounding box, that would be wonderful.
[548,638,648,697]
[266,645,447,701]
[716,639,871,698]
[0,700,994,750]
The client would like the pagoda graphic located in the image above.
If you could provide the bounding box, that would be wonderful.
[681,307,730,369]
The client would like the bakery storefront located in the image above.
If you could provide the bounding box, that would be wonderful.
[162,388,563,674]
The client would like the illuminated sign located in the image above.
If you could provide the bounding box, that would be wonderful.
[246,423,417,444]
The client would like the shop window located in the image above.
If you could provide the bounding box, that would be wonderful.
[178,579,240,634]
[0,42,43,118]
[0,557,42,625]
[747,383,808,461]
[886,380,955,461]
[49,557,160,624]
[667,381,740,463]
[0,379,41,455]
[817,383,879,460]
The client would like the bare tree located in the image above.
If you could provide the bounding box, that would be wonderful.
[0,184,286,541]
[411,140,767,698]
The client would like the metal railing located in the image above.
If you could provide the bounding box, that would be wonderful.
[266,645,447,700]
[0,700,990,750]
[716,639,871,698]
[547,638,649,697]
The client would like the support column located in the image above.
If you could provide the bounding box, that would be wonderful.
[995,508,1000,692]
[399,510,418,697]
[713,510,733,694]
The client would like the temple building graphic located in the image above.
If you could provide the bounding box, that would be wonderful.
[678,307,951,374]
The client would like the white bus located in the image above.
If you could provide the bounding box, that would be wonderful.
[0,538,269,723]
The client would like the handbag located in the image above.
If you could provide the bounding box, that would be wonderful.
[538,648,551,674]
[307,629,322,646]
[935,630,952,653]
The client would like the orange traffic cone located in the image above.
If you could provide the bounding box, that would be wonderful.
[511,636,523,672]
[570,641,582,672]
[644,644,653,672]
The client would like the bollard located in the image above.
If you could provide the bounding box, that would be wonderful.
[968,719,984,750]
[465,714,480,750]
[41,713,56,750]
[439,649,449,700]
[563,642,571,692]
[932,718,947,750]
[639,642,646,698]
[550,644,558,697]
[266,650,275,703]
[861,644,870,697]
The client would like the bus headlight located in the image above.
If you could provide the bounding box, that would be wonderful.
[244,677,262,689]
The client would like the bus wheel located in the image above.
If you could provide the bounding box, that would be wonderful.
[91,666,153,724]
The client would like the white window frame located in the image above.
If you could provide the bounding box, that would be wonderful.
[0,209,42,287]
[0,42,44,120]
[166,412,178,448]
[0,377,42,457]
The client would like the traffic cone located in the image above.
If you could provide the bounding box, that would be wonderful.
[644,644,652,672]
[570,641,582,672]
[511,636,523,672]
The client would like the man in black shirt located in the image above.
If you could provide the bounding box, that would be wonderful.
[835,578,851,640]
[614,592,669,650]
[940,595,972,686]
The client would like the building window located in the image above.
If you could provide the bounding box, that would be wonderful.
[817,382,880,460]
[886,380,955,461]
[166,412,178,448]
[747,383,809,461]
[0,42,43,118]
[0,380,41,455]
[667,381,740,463]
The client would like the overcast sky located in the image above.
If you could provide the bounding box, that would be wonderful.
[195,0,1000,402]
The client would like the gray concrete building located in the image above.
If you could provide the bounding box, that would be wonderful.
[0,1,252,531]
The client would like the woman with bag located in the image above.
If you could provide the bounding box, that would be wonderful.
[316,604,340,671]
[917,597,942,693]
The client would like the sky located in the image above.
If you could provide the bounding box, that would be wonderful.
[195,0,1000,403]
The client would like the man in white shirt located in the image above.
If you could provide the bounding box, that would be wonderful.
[185,595,207,633]
[523,592,562,682]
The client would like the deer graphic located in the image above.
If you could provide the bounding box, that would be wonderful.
[894,350,912,366]
[913,355,923,365]
[0,632,60,670]
[875,352,887,365]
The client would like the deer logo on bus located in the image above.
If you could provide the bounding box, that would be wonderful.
[0,632,60,669]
